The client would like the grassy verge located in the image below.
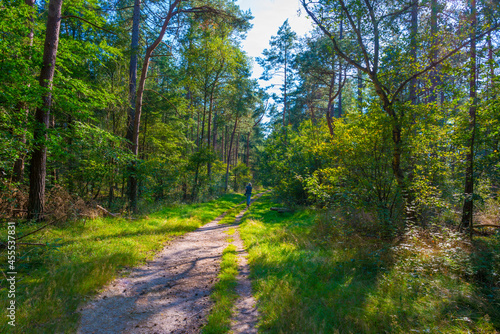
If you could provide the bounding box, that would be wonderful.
[202,228,240,334]
[240,193,500,333]
[0,193,244,333]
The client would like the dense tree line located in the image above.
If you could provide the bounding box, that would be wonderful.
[0,0,265,219]
[259,0,500,236]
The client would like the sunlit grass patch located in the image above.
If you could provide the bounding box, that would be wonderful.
[0,193,244,333]
[239,193,500,333]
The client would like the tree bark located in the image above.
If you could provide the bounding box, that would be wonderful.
[126,0,141,210]
[207,95,213,176]
[461,0,477,236]
[283,50,287,126]
[429,0,439,103]
[225,117,239,192]
[126,0,141,144]
[409,0,418,105]
[337,18,343,118]
[487,31,495,98]
[357,68,363,112]
[246,131,250,166]
[28,0,63,221]
[234,132,240,166]
[326,74,336,137]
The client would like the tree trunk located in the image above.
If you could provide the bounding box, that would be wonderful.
[461,0,477,236]
[207,95,213,177]
[234,132,240,166]
[409,0,418,105]
[126,0,141,211]
[337,18,343,118]
[246,132,250,166]
[357,68,363,112]
[487,31,495,98]
[356,16,363,113]
[28,0,63,221]
[429,0,439,103]
[283,51,287,126]
[223,125,227,163]
[129,0,181,211]
[126,0,141,144]
[326,73,336,137]
[212,109,218,157]
[225,118,238,192]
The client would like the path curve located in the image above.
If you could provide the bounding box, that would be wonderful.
[77,211,232,334]
[77,194,264,334]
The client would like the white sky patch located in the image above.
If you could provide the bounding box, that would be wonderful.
[236,0,313,82]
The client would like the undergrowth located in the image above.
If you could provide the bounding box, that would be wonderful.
[0,193,244,333]
[240,193,500,333]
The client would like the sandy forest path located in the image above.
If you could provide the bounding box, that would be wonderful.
[77,194,262,334]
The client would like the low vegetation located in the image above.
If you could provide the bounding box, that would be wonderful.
[240,193,500,333]
[0,193,244,333]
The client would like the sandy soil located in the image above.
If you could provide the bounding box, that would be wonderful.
[77,196,261,334]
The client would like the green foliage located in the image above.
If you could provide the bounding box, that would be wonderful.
[231,162,250,192]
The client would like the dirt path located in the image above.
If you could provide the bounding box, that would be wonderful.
[77,196,261,334]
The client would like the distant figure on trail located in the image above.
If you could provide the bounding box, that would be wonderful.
[245,182,252,207]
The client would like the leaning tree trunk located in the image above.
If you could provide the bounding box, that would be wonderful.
[461,0,477,237]
[27,0,63,220]
[129,0,181,211]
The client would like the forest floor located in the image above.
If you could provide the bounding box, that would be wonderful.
[77,194,263,334]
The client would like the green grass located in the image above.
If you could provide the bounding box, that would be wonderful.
[218,202,247,225]
[240,193,500,333]
[0,193,244,333]
[201,228,240,334]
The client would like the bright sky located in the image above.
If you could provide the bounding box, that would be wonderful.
[236,0,313,82]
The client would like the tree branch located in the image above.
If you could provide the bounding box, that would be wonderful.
[391,22,500,103]
[61,15,116,34]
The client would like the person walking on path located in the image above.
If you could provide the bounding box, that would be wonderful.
[245,182,252,208]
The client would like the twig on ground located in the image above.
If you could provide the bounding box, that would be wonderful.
[97,205,120,217]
